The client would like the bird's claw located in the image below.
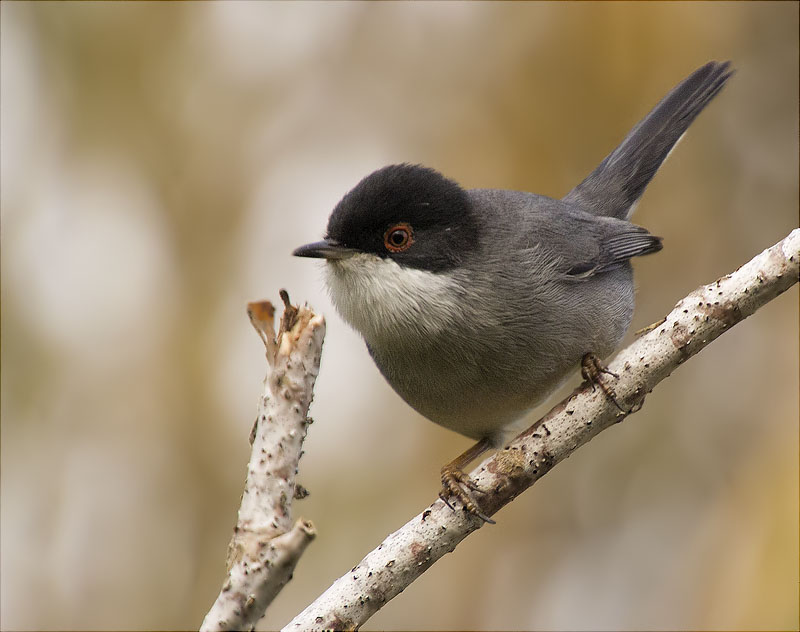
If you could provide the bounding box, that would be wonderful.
[440,466,495,524]
[581,352,627,413]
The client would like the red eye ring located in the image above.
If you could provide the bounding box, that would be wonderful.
[383,223,414,253]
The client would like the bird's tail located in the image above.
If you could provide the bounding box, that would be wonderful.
[563,61,733,219]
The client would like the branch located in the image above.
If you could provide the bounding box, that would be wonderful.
[284,229,799,631]
[201,291,325,632]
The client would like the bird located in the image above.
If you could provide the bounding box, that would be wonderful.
[293,61,733,522]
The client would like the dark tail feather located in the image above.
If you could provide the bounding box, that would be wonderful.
[563,61,733,219]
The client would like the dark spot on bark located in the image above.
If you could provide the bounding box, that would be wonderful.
[670,323,692,361]
[327,616,349,630]
[698,298,744,328]
[410,542,433,570]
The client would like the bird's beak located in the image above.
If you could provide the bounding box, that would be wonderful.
[292,239,359,260]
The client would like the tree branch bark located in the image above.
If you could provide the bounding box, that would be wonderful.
[201,292,325,632]
[284,228,799,631]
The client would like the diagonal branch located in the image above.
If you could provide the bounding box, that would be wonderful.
[283,228,799,631]
[201,292,325,632]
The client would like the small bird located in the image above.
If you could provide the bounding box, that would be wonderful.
[294,61,733,522]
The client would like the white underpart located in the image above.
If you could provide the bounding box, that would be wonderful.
[324,253,460,345]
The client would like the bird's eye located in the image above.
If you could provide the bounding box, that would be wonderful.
[383,223,414,253]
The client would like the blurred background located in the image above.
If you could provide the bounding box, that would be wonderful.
[1,2,797,630]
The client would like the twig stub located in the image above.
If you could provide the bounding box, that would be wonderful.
[248,300,278,360]
[279,288,299,333]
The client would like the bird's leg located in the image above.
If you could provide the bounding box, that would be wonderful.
[581,352,627,412]
[635,317,667,336]
[440,437,495,524]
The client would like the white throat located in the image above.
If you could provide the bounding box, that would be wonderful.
[324,253,461,345]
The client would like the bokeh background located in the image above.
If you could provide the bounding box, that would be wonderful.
[2,2,797,630]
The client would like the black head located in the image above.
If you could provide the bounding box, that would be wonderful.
[294,164,479,272]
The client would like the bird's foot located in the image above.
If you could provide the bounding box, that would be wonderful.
[439,437,495,524]
[581,352,627,413]
[635,317,667,336]
[439,465,495,524]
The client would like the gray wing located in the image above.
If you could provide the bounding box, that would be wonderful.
[469,189,662,278]
[563,219,662,277]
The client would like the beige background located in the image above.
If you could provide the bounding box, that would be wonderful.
[1,2,797,630]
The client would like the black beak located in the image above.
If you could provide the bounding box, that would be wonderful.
[292,239,359,260]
